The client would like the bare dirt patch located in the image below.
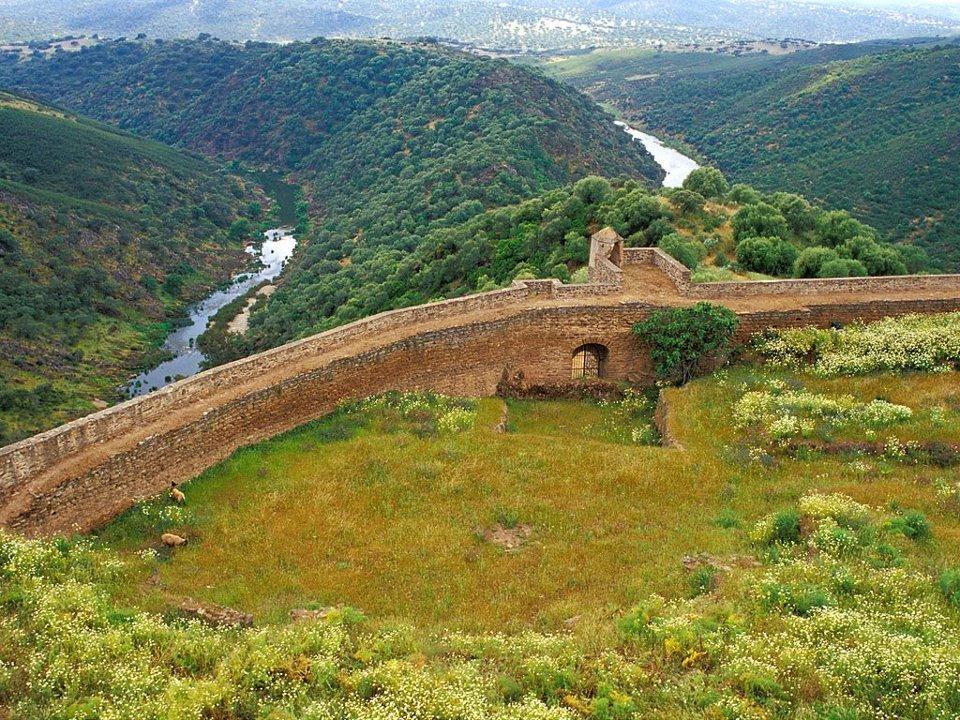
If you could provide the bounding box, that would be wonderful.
[481,523,533,551]
[682,552,760,573]
[227,284,276,334]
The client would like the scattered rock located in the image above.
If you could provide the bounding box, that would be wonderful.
[563,615,581,629]
[681,552,759,572]
[179,598,253,628]
[161,533,187,547]
[481,523,533,551]
[91,398,109,410]
[290,606,337,622]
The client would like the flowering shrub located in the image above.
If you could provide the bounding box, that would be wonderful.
[935,478,960,517]
[597,389,659,445]
[798,493,872,528]
[733,384,912,442]
[0,530,586,720]
[437,407,474,433]
[754,313,960,376]
[625,496,960,719]
[360,392,477,436]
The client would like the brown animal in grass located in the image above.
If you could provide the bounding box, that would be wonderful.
[161,533,187,547]
[170,482,186,504]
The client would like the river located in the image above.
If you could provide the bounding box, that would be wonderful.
[126,228,297,397]
[615,120,700,188]
[126,124,694,396]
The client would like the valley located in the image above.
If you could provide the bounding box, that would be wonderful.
[615,120,699,188]
[539,38,960,268]
[127,227,298,396]
[0,90,257,443]
[1,7,960,718]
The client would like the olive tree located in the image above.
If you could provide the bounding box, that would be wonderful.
[682,167,729,200]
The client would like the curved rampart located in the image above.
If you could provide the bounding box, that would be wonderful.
[3,229,960,536]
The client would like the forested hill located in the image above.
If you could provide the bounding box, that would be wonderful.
[0,90,255,443]
[0,37,661,181]
[0,37,662,348]
[541,40,960,269]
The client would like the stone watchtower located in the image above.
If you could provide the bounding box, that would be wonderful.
[587,227,624,284]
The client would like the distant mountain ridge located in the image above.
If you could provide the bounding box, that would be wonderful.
[1,0,958,49]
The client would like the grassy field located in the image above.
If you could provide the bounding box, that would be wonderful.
[7,323,960,716]
[97,393,683,634]
[95,367,960,639]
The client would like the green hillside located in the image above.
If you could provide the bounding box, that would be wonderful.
[0,91,255,443]
[539,40,960,269]
[196,170,913,366]
[0,37,662,350]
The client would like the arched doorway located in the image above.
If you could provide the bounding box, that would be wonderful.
[571,343,608,380]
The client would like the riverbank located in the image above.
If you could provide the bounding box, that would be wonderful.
[126,228,298,397]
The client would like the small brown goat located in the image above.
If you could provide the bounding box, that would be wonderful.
[161,533,187,548]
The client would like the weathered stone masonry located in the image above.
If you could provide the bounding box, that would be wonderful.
[3,229,960,536]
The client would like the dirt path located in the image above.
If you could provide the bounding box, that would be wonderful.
[227,285,276,335]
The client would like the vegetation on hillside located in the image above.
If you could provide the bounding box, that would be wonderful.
[2,0,958,49]
[0,39,927,376]
[5,315,960,717]
[195,170,913,365]
[0,91,256,443]
[0,38,662,351]
[540,39,960,268]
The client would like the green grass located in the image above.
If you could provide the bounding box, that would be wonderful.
[98,396,678,633]
[7,362,960,718]
[95,368,960,638]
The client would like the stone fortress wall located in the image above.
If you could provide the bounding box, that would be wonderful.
[3,228,960,536]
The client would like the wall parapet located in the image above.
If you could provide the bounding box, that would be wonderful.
[623,247,692,291]
[688,273,960,298]
[616,232,960,299]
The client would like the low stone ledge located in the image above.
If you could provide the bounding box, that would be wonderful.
[689,273,960,298]
[654,389,683,450]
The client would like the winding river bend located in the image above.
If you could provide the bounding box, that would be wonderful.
[126,125,695,397]
[615,120,700,188]
[126,228,297,397]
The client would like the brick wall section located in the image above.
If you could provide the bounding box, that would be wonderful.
[2,226,960,536]
[0,303,656,535]
[692,273,960,298]
[624,247,692,291]
[0,279,604,488]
